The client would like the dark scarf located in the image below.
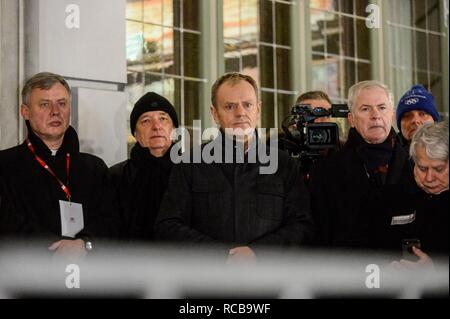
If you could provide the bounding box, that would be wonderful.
[125,142,174,240]
[130,142,173,175]
[346,127,397,186]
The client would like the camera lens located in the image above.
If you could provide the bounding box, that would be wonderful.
[310,129,329,144]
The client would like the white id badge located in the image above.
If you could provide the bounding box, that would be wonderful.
[59,200,84,238]
[391,211,416,226]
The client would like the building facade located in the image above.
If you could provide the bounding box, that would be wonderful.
[1,0,449,165]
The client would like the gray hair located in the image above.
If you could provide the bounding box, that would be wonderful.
[410,121,449,162]
[347,80,394,113]
[22,72,71,105]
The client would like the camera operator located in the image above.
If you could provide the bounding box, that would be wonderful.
[296,91,333,123]
[278,91,347,183]
[308,81,415,249]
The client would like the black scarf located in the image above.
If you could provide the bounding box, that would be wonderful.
[125,142,174,240]
[346,127,397,186]
[130,142,173,175]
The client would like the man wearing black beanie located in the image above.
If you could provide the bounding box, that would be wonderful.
[109,92,179,242]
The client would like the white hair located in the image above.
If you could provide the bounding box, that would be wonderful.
[410,121,449,162]
[347,81,394,113]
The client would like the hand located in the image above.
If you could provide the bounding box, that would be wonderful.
[49,239,87,262]
[227,246,256,265]
[390,247,434,270]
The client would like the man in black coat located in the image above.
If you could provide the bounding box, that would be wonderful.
[309,80,414,249]
[0,72,115,260]
[108,92,179,242]
[155,72,314,263]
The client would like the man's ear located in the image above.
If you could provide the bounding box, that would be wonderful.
[348,112,355,127]
[257,101,262,120]
[211,105,219,124]
[20,104,30,120]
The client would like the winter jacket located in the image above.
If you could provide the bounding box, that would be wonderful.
[0,125,117,243]
[308,128,415,248]
[155,133,315,251]
[366,185,449,259]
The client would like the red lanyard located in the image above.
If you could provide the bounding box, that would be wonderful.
[26,139,71,201]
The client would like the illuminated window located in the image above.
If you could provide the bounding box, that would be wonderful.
[310,0,372,103]
[126,0,205,152]
[223,0,297,129]
[387,0,446,113]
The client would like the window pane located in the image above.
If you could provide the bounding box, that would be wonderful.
[144,0,162,25]
[224,39,241,72]
[275,2,291,46]
[310,0,339,11]
[276,48,292,91]
[240,0,258,42]
[339,0,353,14]
[183,0,200,31]
[341,16,355,58]
[326,58,340,98]
[415,31,428,71]
[144,73,163,93]
[127,21,144,65]
[127,0,143,20]
[357,62,371,82]
[413,0,426,29]
[429,34,442,73]
[356,19,371,60]
[225,57,241,72]
[163,77,182,118]
[325,14,340,55]
[143,24,163,73]
[185,81,202,126]
[312,54,328,91]
[277,93,295,130]
[344,60,356,96]
[260,45,274,89]
[183,32,201,78]
[163,0,175,27]
[430,74,443,111]
[259,0,273,43]
[311,9,326,54]
[163,28,181,75]
[127,72,144,108]
[427,0,441,32]
[355,0,369,17]
[312,55,340,98]
[242,43,258,80]
[224,0,240,39]
[261,91,275,129]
